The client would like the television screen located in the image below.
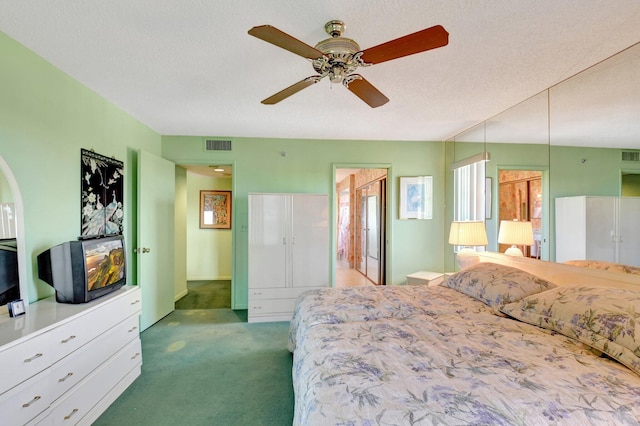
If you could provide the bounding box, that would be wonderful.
[84,237,125,292]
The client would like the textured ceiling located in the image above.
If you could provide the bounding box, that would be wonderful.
[1,1,640,143]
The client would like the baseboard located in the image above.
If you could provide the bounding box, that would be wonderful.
[175,289,188,301]
[186,276,232,281]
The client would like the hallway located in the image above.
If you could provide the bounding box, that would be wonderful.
[335,260,374,288]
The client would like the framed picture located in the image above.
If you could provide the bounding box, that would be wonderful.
[81,149,124,237]
[399,176,433,219]
[200,190,232,229]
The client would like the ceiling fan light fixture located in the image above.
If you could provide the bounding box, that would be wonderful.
[248,20,448,107]
[330,66,346,83]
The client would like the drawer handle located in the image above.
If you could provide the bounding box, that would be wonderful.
[64,408,79,420]
[130,299,141,305]
[131,352,141,360]
[128,326,138,333]
[61,335,77,344]
[22,395,41,408]
[24,353,43,363]
[252,306,262,310]
[58,372,74,382]
[253,292,263,296]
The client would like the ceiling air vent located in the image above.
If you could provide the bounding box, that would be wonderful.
[621,151,640,162]
[204,139,232,151]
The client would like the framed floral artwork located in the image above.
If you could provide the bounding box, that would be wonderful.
[399,176,433,219]
[81,149,124,236]
[200,190,232,229]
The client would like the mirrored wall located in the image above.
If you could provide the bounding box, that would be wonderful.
[0,157,26,313]
[445,41,640,269]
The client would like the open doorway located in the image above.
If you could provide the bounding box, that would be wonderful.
[622,171,640,196]
[336,168,387,287]
[175,164,233,309]
[498,169,543,258]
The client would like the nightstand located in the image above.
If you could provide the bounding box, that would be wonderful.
[406,271,445,286]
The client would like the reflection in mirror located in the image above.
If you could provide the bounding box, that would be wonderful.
[445,122,488,271]
[446,42,640,268]
[549,42,640,265]
[0,156,25,314]
[485,90,550,260]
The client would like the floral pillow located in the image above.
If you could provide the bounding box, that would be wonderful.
[500,285,640,376]
[441,262,557,307]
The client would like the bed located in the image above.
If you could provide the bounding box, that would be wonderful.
[288,254,640,425]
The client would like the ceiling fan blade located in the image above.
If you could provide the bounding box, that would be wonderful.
[360,25,449,65]
[261,76,320,105]
[249,25,325,60]
[346,76,389,108]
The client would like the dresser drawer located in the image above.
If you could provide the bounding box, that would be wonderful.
[0,333,54,395]
[248,286,321,300]
[49,338,142,426]
[49,288,142,361]
[50,314,140,402]
[0,367,53,426]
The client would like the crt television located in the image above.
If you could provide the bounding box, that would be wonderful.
[37,235,126,304]
[0,238,19,306]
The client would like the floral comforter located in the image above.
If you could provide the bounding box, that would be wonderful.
[289,286,640,425]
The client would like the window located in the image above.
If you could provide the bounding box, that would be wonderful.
[452,152,489,251]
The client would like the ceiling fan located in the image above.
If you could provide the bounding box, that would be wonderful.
[248,20,449,108]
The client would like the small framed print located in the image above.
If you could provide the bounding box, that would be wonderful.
[399,176,433,220]
[200,190,232,229]
[8,299,25,317]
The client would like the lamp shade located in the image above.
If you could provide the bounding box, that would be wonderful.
[498,220,534,246]
[448,221,488,246]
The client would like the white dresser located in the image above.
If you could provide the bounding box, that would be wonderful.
[0,286,142,425]
[248,193,329,322]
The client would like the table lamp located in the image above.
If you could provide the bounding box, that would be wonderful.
[498,220,534,256]
[448,221,488,253]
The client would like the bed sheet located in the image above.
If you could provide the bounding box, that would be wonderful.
[288,285,495,352]
[291,286,640,425]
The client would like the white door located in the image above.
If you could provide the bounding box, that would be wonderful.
[618,197,640,266]
[585,197,617,263]
[138,150,175,331]
[248,194,288,289]
[290,194,329,287]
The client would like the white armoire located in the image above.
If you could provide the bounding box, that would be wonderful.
[555,196,640,267]
[248,193,329,322]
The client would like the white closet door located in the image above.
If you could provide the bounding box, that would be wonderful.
[618,197,640,266]
[290,194,329,287]
[248,194,288,289]
[556,197,587,263]
[585,197,617,263]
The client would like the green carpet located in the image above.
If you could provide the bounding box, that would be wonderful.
[94,309,294,426]
[176,280,231,310]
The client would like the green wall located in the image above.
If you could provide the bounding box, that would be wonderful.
[0,32,162,302]
[162,136,446,309]
[174,166,188,300]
